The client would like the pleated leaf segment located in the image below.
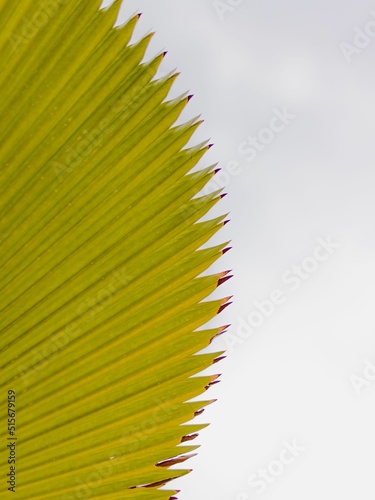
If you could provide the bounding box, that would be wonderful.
[0,1,230,499]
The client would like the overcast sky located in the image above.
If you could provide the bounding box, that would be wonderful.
[103,1,375,499]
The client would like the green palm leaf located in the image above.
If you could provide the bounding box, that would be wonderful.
[0,1,230,498]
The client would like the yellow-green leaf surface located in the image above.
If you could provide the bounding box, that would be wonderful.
[0,1,230,498]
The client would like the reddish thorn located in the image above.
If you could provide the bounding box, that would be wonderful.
[223,219,230,225]
[210,331,226,344]
[213,355,226,364]
[205,375,221,390]
[218,301,232,314]
[214,167,221,174]
[137,12,142,18]
[219,324,231,333]
[169,492,181,499]
[157,454,196,468]
[194,408,205,416]
[210,324,231,342]
[188,94,194,101]
[219,269,231,278]
[181,433,199,443]
[209,374,220,383]
[222,246,232,255]
[206,380,221,389]
[221,193,228,199]
[162,51,167,58]
[218,275,232,287]
[210,333,222,344]
[218,296,233,313]
[208,143,214,149]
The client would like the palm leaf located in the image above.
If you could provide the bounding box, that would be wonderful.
[0,1,230,498]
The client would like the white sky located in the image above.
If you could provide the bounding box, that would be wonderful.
[104,1,375,498]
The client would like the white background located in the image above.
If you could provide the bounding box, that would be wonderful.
[104,1,375,499]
